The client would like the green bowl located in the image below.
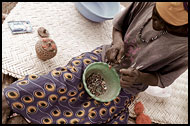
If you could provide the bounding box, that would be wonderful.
[83,62,121,102]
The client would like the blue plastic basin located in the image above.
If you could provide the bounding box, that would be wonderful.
[75,2,120,22]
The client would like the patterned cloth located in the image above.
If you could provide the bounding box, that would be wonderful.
[3,46,134,124]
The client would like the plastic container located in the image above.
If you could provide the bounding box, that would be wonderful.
[83,62,121,102]
[75,2,120,22]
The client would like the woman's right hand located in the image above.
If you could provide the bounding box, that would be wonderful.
[106,40,124,64]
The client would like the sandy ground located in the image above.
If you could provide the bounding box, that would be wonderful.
[2,2,135,124]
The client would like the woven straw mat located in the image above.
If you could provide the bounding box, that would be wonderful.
[2,2,188,124]
[2,2,113,78]
[128,69,188,124]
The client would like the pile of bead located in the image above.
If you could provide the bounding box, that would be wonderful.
[86,73,107,96]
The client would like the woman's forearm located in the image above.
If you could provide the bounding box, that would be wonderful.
[112,27,124,45]
[139,72,158,86]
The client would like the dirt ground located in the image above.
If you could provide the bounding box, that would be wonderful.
[2,2,17,23]
[2,2,17,13]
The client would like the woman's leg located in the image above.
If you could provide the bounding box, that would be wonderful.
[3,45,134,124]
[107,108,129,124]
[2,46,104,124]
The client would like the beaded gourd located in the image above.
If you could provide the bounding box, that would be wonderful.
[35,38,57,61]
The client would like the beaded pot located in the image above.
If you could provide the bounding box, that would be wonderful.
[35,38,57,61]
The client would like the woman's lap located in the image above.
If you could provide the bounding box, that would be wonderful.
[3,45,134,124]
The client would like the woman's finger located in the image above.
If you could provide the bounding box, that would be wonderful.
[110,48,119,61]
[120,67,136,76]
[117,47,124,63]
[121,75,135,82]
[105,49,112,60]
[106,47,118,62]
[120,80,131,88]
[120,78,133,87]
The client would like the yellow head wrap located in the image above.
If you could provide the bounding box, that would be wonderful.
[156,2,188,26]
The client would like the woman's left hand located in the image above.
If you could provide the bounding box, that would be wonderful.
[119,67,141,88]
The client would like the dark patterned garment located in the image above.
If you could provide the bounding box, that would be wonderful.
[3,46,135,124]
[112,2,188,95]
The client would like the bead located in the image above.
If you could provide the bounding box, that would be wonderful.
[138,18,167,43]
[86,73,107,96]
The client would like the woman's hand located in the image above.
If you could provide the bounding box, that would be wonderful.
[106,40,124,64]
[106,27,124,64]
[120,67,141,88]
[120,67,159,88]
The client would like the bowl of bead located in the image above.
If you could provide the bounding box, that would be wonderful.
[83,62,121,102]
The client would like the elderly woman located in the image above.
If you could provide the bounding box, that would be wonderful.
[3,2,188,124]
